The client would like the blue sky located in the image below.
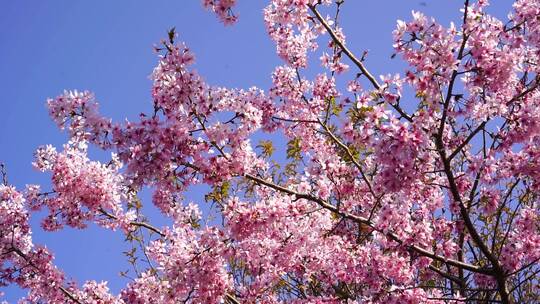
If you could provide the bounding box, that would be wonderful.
[0,1,513,301]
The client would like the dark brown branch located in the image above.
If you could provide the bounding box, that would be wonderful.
[436,0,471,145]
[431,1,511,302]
[272,116,318,124]
[492,179,520,252]
[243,173,490,274]
[317,118,377,200]
[308,5,379,90]
[99,208,165,237]
[12,247,83,304]
[225,293,241,304]
[308,4,413,122]
[0,163,8,186]
[428,265,464,285]
[448,121,487,161]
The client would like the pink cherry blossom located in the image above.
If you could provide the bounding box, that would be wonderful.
[2,1,539,303]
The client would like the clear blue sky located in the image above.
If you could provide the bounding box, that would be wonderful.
[0,1,512,301]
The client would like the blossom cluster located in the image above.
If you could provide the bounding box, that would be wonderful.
[2,0,540,303]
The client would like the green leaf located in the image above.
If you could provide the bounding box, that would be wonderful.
[205,180,231,203]
[256,140,275,158]
[327,96,342,116]
[286,138,302,160]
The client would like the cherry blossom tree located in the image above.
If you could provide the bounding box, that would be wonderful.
[1,0,539,303]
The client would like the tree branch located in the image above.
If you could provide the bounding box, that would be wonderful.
[99,208,165,237]
[308,4,413,122]
[12,247,83,304]
[243,173,490,274]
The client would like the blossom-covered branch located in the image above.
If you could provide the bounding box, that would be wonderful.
[2,0,539,303]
